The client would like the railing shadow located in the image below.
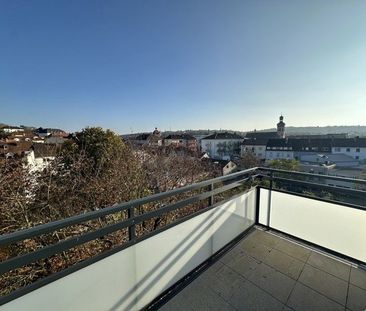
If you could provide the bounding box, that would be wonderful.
[109,191,255,311]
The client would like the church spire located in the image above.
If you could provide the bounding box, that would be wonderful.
[277,115,285,138]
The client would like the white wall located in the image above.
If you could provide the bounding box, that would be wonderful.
[265,150,294,161]
[332,147,366,160]
[201,139,242,160]
[241,145,266,159]
[259,188,366,262]
[2,190,256,311]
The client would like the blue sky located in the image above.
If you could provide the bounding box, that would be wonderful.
[1,1,366,134]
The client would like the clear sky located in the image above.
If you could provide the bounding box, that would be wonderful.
[1,0,366,134]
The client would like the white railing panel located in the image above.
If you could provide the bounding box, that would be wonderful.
[2,189,256,311]
[259,188,366,263]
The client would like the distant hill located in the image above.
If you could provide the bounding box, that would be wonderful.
[259,126,366,137]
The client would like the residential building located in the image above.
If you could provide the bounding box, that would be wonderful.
[242,115,286,160]
[0,126,24,133]
[240,138,269,161]
[0,141,32,158]
[332,137,366,161]
[163,134,198,152]
[129,128,163,147]
[265,138,333,161]
[200,132,243,160]
[265,138,295,161]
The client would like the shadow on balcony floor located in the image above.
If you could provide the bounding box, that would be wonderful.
[159,228,366,311]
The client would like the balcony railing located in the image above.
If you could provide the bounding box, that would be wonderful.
[1,167,365,310]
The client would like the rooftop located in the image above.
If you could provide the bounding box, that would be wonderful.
[164,134,196,140]
[202,132,243,140]
[245,131,280,140]
[160,227,366,311]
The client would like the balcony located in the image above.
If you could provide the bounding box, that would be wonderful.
[0,168,366,310]
[160,228,366,311]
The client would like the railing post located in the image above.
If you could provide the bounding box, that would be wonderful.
[255,186,260,224]
[128,207,135,241]
[267,171,273,228]
[209,183,214,206]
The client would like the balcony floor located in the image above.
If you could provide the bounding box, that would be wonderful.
[159,228,366,311]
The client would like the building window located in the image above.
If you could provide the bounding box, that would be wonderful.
[355,156,359,160]
[346,148,351,152]
[356,148,360,152]
[334,147,341,152]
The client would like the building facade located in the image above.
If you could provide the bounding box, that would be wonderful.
[331,138,366,161]
[163,134,198,152]
[201,132,243,160]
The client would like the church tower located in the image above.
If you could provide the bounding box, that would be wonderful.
[277,115,285,138]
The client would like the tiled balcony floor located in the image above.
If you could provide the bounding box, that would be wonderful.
[160,228,366,311]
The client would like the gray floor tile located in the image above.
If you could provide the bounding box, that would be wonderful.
[248,229,281,248]
[274,238,311,262]
[307,251,350,281]
[185,287,237,311]
[240,238,273,262]
[229,279,284,311]
[298,264,348,305]
[262,248,305,280]
[220,242,250,266]
[287,282,344,311]
[246,262,296,303]
[160,293,195,311]
[202,262,247,300]
[224,251,260,279]
[346,284,366,311]
[350,267,366,290]
[165,277,236,311]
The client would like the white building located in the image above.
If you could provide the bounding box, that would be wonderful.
[331,138,366,161]
[241,138,274,161]
[1,126,24,133]
[242,115,285,160]
[201,132,243,160]
[265,138,295,161]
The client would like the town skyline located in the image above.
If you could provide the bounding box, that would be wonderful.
[2,118,366,136]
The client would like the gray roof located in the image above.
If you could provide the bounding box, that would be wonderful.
[245,131,280,139]
[332,137,366,147]
[202,132,243,140]
[242,138,271,146]
[165,134,196,140]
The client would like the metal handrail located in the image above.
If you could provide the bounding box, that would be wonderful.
[259,167,366,185]
[0,167,258,246]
